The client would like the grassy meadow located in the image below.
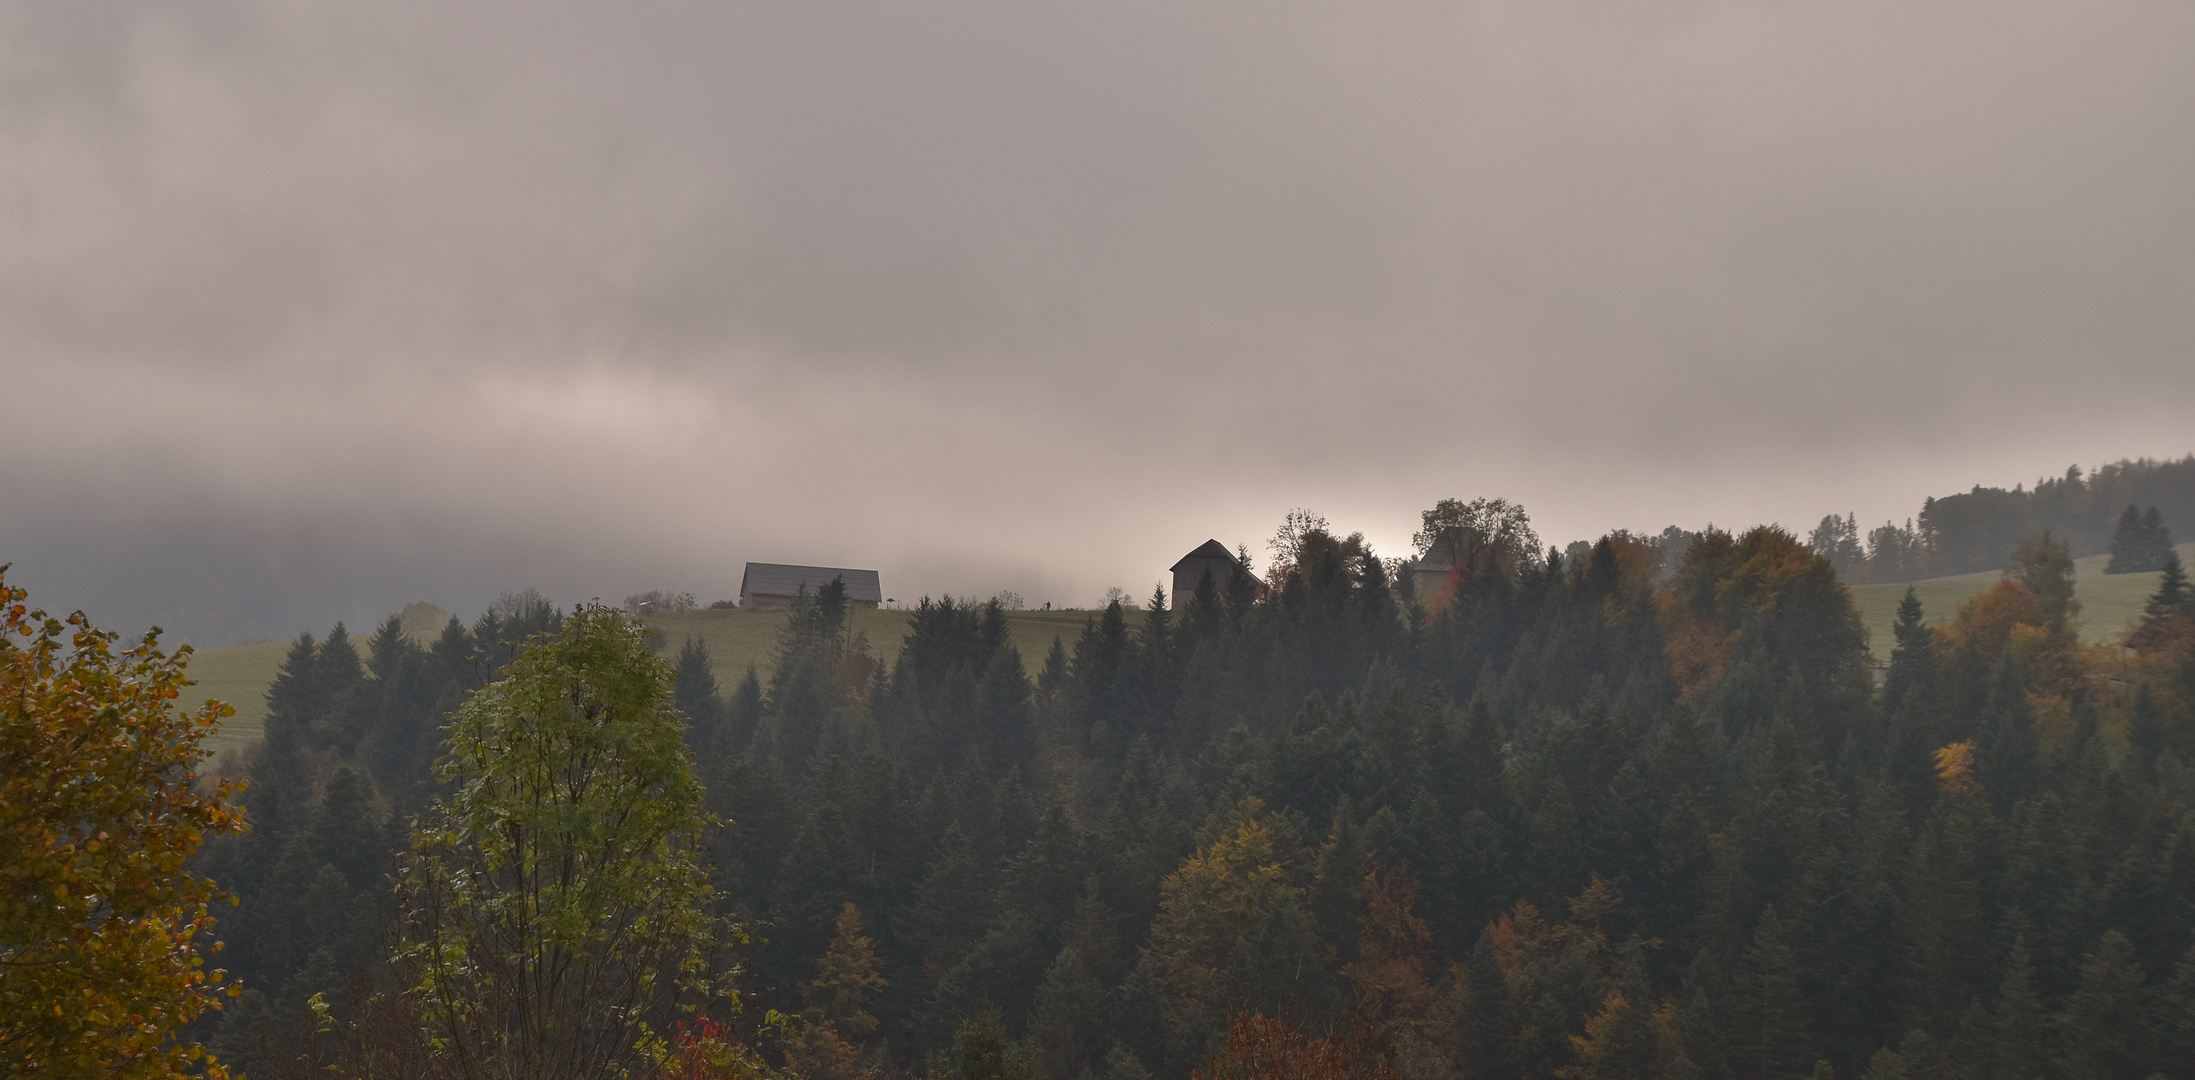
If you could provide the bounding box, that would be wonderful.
[181,638,294,756]
[180,541,2193,755]
[1847,540,2194,663]
[185,603,1114,756]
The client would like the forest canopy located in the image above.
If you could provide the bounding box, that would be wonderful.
[13,485,2195,1080]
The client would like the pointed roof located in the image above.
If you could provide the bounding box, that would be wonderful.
[1169,539,1240,572]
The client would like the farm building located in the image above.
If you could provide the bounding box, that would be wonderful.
[1168,540,1258,608]
[738,563,884,609]
[1410,551,1457,602]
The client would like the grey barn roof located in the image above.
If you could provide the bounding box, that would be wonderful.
[1169,539,1239,572]
[739,563,884,604]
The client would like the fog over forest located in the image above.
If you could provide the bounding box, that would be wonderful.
[6,2,2195,643]
[14,8,2195,1079]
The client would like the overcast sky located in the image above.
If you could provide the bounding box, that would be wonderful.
[4,1,2192,643]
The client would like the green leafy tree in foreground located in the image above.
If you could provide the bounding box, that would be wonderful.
[394,602,720,1080]
[0,566,246,1080]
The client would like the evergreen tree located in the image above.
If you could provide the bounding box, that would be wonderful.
[904,825,1000,988]
[725,664,764,752]
[1564,950,1664,1080]
[1881,588,1931,716]
[1987,937,2046,1080]
[926,1009,1042,1080]
[1732,907,1811,1080]
[1974,655,2038,810]
[2106,504,2174,574]
[1029,907,1117,1080]
[1309,800,1371,975]
[316,623,366,754]
[2155,943,2195,1080]
[2143,505,2174,557]
[2006,531,2079,630]
[1075,600,1135,758]
[1029,881,1127,1077]
[973,641,1036,776]
[261,632,322,766]
[673,637,727,753]
[1897,744,1993,1024]
[2055,931,2152,1080]
[2107,504,2151,573]
[2146,550,2190,619]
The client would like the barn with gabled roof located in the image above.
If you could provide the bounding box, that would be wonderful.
[738,563,884,609]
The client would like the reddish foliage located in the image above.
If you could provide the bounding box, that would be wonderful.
[1193,1015,1397,1080]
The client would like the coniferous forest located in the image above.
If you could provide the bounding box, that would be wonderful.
[134,500,2195,1080]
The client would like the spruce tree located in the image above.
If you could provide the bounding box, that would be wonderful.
[262,632,321,763]
[725,664,764,752]
[903,825,999,987]
[1310,800,1371,972]
[2146,550,2190,619]
[1988,937,2046,1080]
[2142,506,2174,567]
[2007,531,2080,630]
[1037,637,1069,700]
[2107,504,2150,573]
[972,644,1035,776]
[1566,950,1662,1080]
[2055,930,2152,1080]
[2155,943,2195,1080]
[1733,907,1811,1080]
[672,637,726,753]
[1974,655,2038,810]
[1882,588,1931,715]
[316,622,366,754]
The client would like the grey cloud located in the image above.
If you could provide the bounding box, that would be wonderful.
[3,1,2192,640]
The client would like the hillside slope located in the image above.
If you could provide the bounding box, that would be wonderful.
[184,604,1113,755]
[1846,540,2193,663]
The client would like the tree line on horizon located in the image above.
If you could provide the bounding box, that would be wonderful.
[101,491,2193,1080]
[11,477,2195,1080]
[1804,454,2194,583]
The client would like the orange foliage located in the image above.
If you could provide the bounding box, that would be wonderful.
[1193,1015,1396,1080]
[2126,611,2195,656]
[1933,741,1978,799]
[1658,610,1729,705]
[1,568,247,1080]
[1600,532,1663,590]
[1936,581,2047,668]
[1341,865,1436,1037]
[1485,900,1590,979]
[1710,527,1840,626]
[1659,526,1860,701]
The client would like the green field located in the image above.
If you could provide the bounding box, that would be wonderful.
[184,604,1115,757]
[180,544,2193,756]
[180,639,292,759]
[1847,541,2193,664]
[641,605,1103,688]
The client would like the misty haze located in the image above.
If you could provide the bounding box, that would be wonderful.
[5,4,2195,1080]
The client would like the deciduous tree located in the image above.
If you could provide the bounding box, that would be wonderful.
[0,568,246,1079]
[393,602,719,1080]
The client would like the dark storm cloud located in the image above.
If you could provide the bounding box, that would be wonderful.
[4,1,2192,641]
